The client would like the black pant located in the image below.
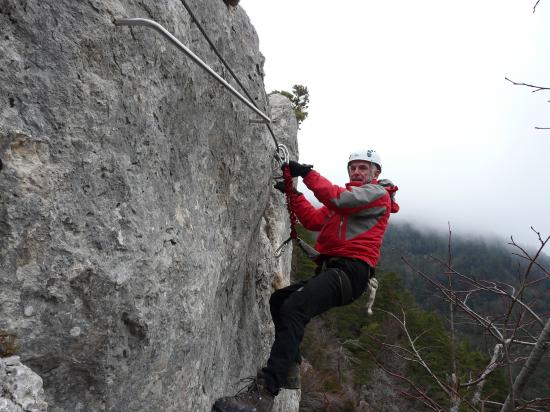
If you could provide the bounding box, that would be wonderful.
[262,257,371,395]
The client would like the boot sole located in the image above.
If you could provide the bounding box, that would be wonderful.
[281,377,300,390]
[212,400,251,412]
[212,400,231,412]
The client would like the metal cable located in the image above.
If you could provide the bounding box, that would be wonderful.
[115,18,270,123]
[179,0,280,150]
[178,2,299,259]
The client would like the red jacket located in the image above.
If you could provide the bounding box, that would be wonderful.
[293,170,399,267]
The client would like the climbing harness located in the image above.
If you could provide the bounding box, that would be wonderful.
[273,171,379,315]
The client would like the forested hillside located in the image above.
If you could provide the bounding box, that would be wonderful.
[294,223,550,411]
[380,224,550,315]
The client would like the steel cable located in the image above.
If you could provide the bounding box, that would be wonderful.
[179,0,280,151]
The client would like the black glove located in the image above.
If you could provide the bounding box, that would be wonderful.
[274,181,302,195]
[287,160,313,178]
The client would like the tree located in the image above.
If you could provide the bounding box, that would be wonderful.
[505,1,549,130]
[270,84,310,127]
[387,227,550,411]
[294,225,519,411]
[505,78,550,130]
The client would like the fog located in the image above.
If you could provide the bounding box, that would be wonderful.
[240,0,550,248]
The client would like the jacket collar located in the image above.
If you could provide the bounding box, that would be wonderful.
[345,179,378,189]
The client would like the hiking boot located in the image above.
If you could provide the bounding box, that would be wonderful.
[212,373,274,412]
[281,362,301,390]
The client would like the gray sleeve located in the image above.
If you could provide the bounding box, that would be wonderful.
[378,179,394,187]
[330,184,387,209]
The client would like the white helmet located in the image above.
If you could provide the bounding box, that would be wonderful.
[348,149,382,171]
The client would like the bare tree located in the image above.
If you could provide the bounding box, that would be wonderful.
[505,77,550,130]
[380,228,550,411]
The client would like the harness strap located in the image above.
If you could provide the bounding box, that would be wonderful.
[296,238,320,260]
[336,269,353,306]
[320,257,378,315]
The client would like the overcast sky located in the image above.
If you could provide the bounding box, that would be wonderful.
[239,0,550,248]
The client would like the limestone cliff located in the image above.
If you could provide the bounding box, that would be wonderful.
[0,1,299,410]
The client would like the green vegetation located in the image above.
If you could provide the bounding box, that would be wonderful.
[380,224,550,316]
[270,84,310,127]
[379,223,550,402]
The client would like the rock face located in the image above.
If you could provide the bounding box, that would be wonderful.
[0,1,299,411]
[0,356,48,412]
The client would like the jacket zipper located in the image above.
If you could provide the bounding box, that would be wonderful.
[338,216,344,240]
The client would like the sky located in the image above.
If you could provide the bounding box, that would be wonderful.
[239,0,550,249]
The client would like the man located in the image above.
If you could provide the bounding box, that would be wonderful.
[213,149,399,412]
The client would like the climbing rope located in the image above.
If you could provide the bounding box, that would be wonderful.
[273,150,321,260]
[275,163,298,258]
[282,164,298,240]
[273,164,297,258]
[273,144,296,258]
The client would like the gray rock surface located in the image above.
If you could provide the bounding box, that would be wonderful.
[0,356,48,412]
[0,1,299,410]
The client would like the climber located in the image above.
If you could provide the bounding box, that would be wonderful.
[212,149,399,412]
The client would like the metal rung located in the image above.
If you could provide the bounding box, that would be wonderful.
[114,18,271,124]
[249,118,269,124]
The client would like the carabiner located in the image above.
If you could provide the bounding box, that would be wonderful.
[274,236,293,258]
[275,144,289,166]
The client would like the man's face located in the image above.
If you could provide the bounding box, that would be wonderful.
[348,160,379,185]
